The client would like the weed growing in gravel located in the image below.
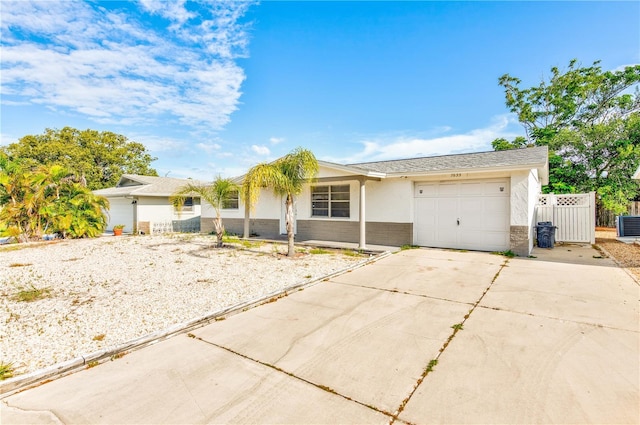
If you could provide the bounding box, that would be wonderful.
[93,334,106,341]
[8,263,32,267]
[309,248,331,255]
[451,323,464,331]
[0,362,15,380]
[13,284,51,302]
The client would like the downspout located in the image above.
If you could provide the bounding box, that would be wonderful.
[132,198,138,234]
[359,178,366,250]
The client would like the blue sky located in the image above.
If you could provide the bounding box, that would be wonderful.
[1,1,639,179]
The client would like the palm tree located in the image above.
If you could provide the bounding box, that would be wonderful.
[242,147,318,257]
[0,156,109,241]
[172,176,238,248]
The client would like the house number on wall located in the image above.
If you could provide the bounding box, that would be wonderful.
[450,173,462,178]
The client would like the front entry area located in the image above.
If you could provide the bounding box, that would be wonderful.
[414,179,510,252]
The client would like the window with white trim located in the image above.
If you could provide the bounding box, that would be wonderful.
[311,185,350,218]
[222,191,239,209]
[175,196,194,212]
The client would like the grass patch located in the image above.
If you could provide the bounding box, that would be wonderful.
[451,323,464,331]
[400,244,420,250]
[86,361,99,369]
[0,362,14,380]
[493,250,516,258]
[13,284,51,302]
[309,248,331,255]
[342,249,364,257]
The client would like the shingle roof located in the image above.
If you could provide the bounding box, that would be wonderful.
[347,146,548,175]
[94,174,204,197]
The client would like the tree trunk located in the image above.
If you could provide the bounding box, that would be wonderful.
[285,194,295,257]
[213,214,224,248]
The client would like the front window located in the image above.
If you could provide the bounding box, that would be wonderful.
[222,191,239,209]
[311,185,350,218]
[178,197,194,212]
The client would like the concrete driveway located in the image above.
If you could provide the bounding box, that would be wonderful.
[2,244,638,424]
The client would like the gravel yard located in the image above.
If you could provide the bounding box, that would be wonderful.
[2,229,637,381]
[1,234,368,378]
[595,227,640,281]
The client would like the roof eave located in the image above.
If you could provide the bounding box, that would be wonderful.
[385,163,549,184]
[317,160,386,178]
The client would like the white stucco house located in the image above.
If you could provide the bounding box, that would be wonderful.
[207,146,549,256]
[94,174,202,234]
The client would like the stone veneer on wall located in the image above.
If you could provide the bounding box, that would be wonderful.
[509,225,531,257]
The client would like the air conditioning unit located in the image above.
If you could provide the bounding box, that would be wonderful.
[617,216,640,237]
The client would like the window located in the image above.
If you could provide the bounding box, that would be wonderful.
[311,185,350,218]
[178,197,194,212]
[222,191,239,209]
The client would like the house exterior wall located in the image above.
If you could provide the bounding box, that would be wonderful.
[136,197,201,222]
[208,167,540,252]
[508,170,540,256]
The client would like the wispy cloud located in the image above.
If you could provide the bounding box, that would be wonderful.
[269,136,284,145]
[0,0,254,131]
[323,114,523,164]
[196,142,222,154]
[251,145,270,156]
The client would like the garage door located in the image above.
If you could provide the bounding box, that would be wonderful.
[105,198,134,232]
[414,180,510,252]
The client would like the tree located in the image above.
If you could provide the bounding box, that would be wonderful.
[493,60,640,213]
[2,127,158,190]
[242,148,318,257]
[171,176,239,248]
[0,154,109,241]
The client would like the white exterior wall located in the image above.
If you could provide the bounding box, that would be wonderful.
[212,189,281,220]
[137,197,201,222]
[509,172,529,227]
[366,179,413,222]
[509,170,541,254]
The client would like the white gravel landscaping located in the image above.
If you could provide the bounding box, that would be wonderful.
[0,234,368,377]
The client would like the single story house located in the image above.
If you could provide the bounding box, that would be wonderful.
[209,146,549,256]
[94,174,202,234]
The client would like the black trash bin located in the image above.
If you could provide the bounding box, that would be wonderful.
[536,221,557,248]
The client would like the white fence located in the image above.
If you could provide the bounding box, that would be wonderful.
[536,192,595,244]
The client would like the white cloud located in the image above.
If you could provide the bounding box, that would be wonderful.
[269,137,284,145]
[196,142,222,154]
[251,145,270,156]
[0,0,254,131]
[323,114,523,164]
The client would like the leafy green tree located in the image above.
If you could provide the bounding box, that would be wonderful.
[171,176,239,248]
[2,127,157,190]
[493,60,640,213]
[242,148,318,257]
[0,154,109,241]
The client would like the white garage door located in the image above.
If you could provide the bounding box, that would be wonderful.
[105,198,134,232]
[414,179,510,252]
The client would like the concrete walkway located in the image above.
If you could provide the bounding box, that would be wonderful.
[2,244,638,424]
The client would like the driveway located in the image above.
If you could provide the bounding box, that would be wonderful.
[2,245,638,424]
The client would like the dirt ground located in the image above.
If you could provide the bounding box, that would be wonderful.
[595,227,640,282]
